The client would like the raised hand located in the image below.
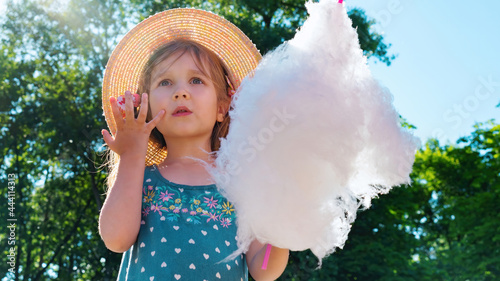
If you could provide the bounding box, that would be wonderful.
[102,91,165,158]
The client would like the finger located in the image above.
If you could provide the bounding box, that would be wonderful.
[132,93,141,107]
[101,129,114,148]
[124,91,134,121]
[146,109,165,131]
[109,96,125,130]
[137,93,149,123]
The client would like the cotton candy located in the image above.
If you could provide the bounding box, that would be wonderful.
[206,0,420,264]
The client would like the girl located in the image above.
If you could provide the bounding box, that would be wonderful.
[98,9,289,281]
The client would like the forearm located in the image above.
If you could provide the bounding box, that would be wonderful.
[248,240,289,281]
[99,153,145,253]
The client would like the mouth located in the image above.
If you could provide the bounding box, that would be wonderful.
[173,106,192,116]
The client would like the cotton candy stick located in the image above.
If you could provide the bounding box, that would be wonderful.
[261,244,273,270]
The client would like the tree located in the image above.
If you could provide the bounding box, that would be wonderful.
[0,0,130,279]
[411,121,500,281]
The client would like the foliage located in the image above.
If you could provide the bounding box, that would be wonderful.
[0,0,130,279]
[410,121,500,281]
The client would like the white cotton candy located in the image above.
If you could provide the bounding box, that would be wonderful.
[207,0,420,264]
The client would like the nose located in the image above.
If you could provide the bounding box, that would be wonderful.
[172,88,191,101]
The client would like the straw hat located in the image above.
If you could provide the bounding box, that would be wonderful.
[102,8,262,165]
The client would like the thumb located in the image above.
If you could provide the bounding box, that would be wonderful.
[102,129,114,148]
[146,109,166,131]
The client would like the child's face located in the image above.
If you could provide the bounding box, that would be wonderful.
[149,51,225,143]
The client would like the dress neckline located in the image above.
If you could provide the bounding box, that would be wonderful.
[150,164,217,189]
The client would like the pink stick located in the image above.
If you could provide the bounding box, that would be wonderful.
[338,0,343,3]
[261,244,273,270]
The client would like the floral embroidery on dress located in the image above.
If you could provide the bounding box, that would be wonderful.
[141,180,236,227]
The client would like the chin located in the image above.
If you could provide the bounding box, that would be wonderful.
[159,128,213,140]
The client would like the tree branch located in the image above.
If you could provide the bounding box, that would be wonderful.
[33,197,93,281]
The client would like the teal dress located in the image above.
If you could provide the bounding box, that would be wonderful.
[117,165,248,281]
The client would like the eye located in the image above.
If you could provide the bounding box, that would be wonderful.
[192,78,203,85]
[159,80,171,87]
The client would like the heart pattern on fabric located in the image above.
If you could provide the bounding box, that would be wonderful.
[133,171,244,279]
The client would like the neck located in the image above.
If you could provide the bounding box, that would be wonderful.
[162,136,214,166]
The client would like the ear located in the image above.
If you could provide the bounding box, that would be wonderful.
[216,101,229,122]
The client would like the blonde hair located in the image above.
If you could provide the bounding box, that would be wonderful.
[104,40,232,195]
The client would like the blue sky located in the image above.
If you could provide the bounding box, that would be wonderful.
[346,0,500,145]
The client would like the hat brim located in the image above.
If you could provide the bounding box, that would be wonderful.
[102,8,261,165]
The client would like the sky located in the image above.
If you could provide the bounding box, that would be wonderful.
[1,0,498,145]
[345,0,500,145]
